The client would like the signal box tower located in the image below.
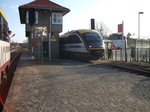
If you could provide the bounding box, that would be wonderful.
[18,0,70,60]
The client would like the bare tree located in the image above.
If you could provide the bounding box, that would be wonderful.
[126,32,132,39]
[95,21,111,39]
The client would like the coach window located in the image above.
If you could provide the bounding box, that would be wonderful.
[75,34,82,43]
[52,13,62,24]
[69,34,81,43]
[64,37,69,44]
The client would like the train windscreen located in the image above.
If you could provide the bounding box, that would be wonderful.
[82,32,103,48]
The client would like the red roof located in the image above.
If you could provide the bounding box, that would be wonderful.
[19,0,70,12]
[19,0,70,24]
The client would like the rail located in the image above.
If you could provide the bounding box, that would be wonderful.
[108,62,150,77]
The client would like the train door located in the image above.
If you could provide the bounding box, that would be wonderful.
[43,41,49,58]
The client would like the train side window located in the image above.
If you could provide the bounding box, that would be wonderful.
[68,35,73,43]
[69,34,81,44]
[62,38,65,44]
[63,37,69,44]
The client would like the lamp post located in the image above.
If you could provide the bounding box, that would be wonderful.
[137,12,144,61]
[138,12,144,39]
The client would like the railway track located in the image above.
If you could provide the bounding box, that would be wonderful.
[63,59,150,77]
[0,49,23,112]
[108,62,150,77]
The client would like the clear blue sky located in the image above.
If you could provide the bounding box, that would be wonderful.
[0,0,150,43]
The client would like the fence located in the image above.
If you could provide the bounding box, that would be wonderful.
[106,39,150,63]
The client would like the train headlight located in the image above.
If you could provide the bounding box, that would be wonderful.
[89,46,92,48]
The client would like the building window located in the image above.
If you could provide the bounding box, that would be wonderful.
[26,11,29,24]
[52,13,62,24]
[35,12,38,24]
[26,11,38,24]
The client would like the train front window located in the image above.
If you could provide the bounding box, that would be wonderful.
[82,32,103,48]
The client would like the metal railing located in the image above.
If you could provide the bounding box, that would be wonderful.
[105,39,150,63]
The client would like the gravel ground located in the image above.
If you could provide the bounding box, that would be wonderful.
[4,52,150,112]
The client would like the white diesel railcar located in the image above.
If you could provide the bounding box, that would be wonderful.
[0,10,10,84]
[60,29,104,60]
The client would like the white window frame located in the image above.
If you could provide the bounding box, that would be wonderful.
[35,12,38,24]
[52,13,62,24]
[26,11,29,24]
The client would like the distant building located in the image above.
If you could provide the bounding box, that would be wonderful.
[109,33,123,40]
[107,33,125,49]
[127,38,136,47]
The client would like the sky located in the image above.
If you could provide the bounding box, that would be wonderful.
[0,0,150,43]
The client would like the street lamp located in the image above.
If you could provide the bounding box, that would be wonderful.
[137,12,144,62]
[138,12,144,39]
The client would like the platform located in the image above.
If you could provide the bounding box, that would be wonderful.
[4,51,150,112]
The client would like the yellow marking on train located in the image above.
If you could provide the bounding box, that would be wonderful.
[60,29,100,38]
[77,29,98,34]
[0,9,7,21]
[88,48,104,50]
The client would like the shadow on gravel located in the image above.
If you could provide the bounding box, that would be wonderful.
[18,50,92,68]
[17,59,91,69]
[131,78,150,101]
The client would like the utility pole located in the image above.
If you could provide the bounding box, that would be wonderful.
[49,16,51,61]
[122,21,127,62]
[137,12,144,62]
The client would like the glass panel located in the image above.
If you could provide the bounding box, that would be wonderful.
[52,13,62,24]
[82,32,103,41]
[82,32,103,48]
